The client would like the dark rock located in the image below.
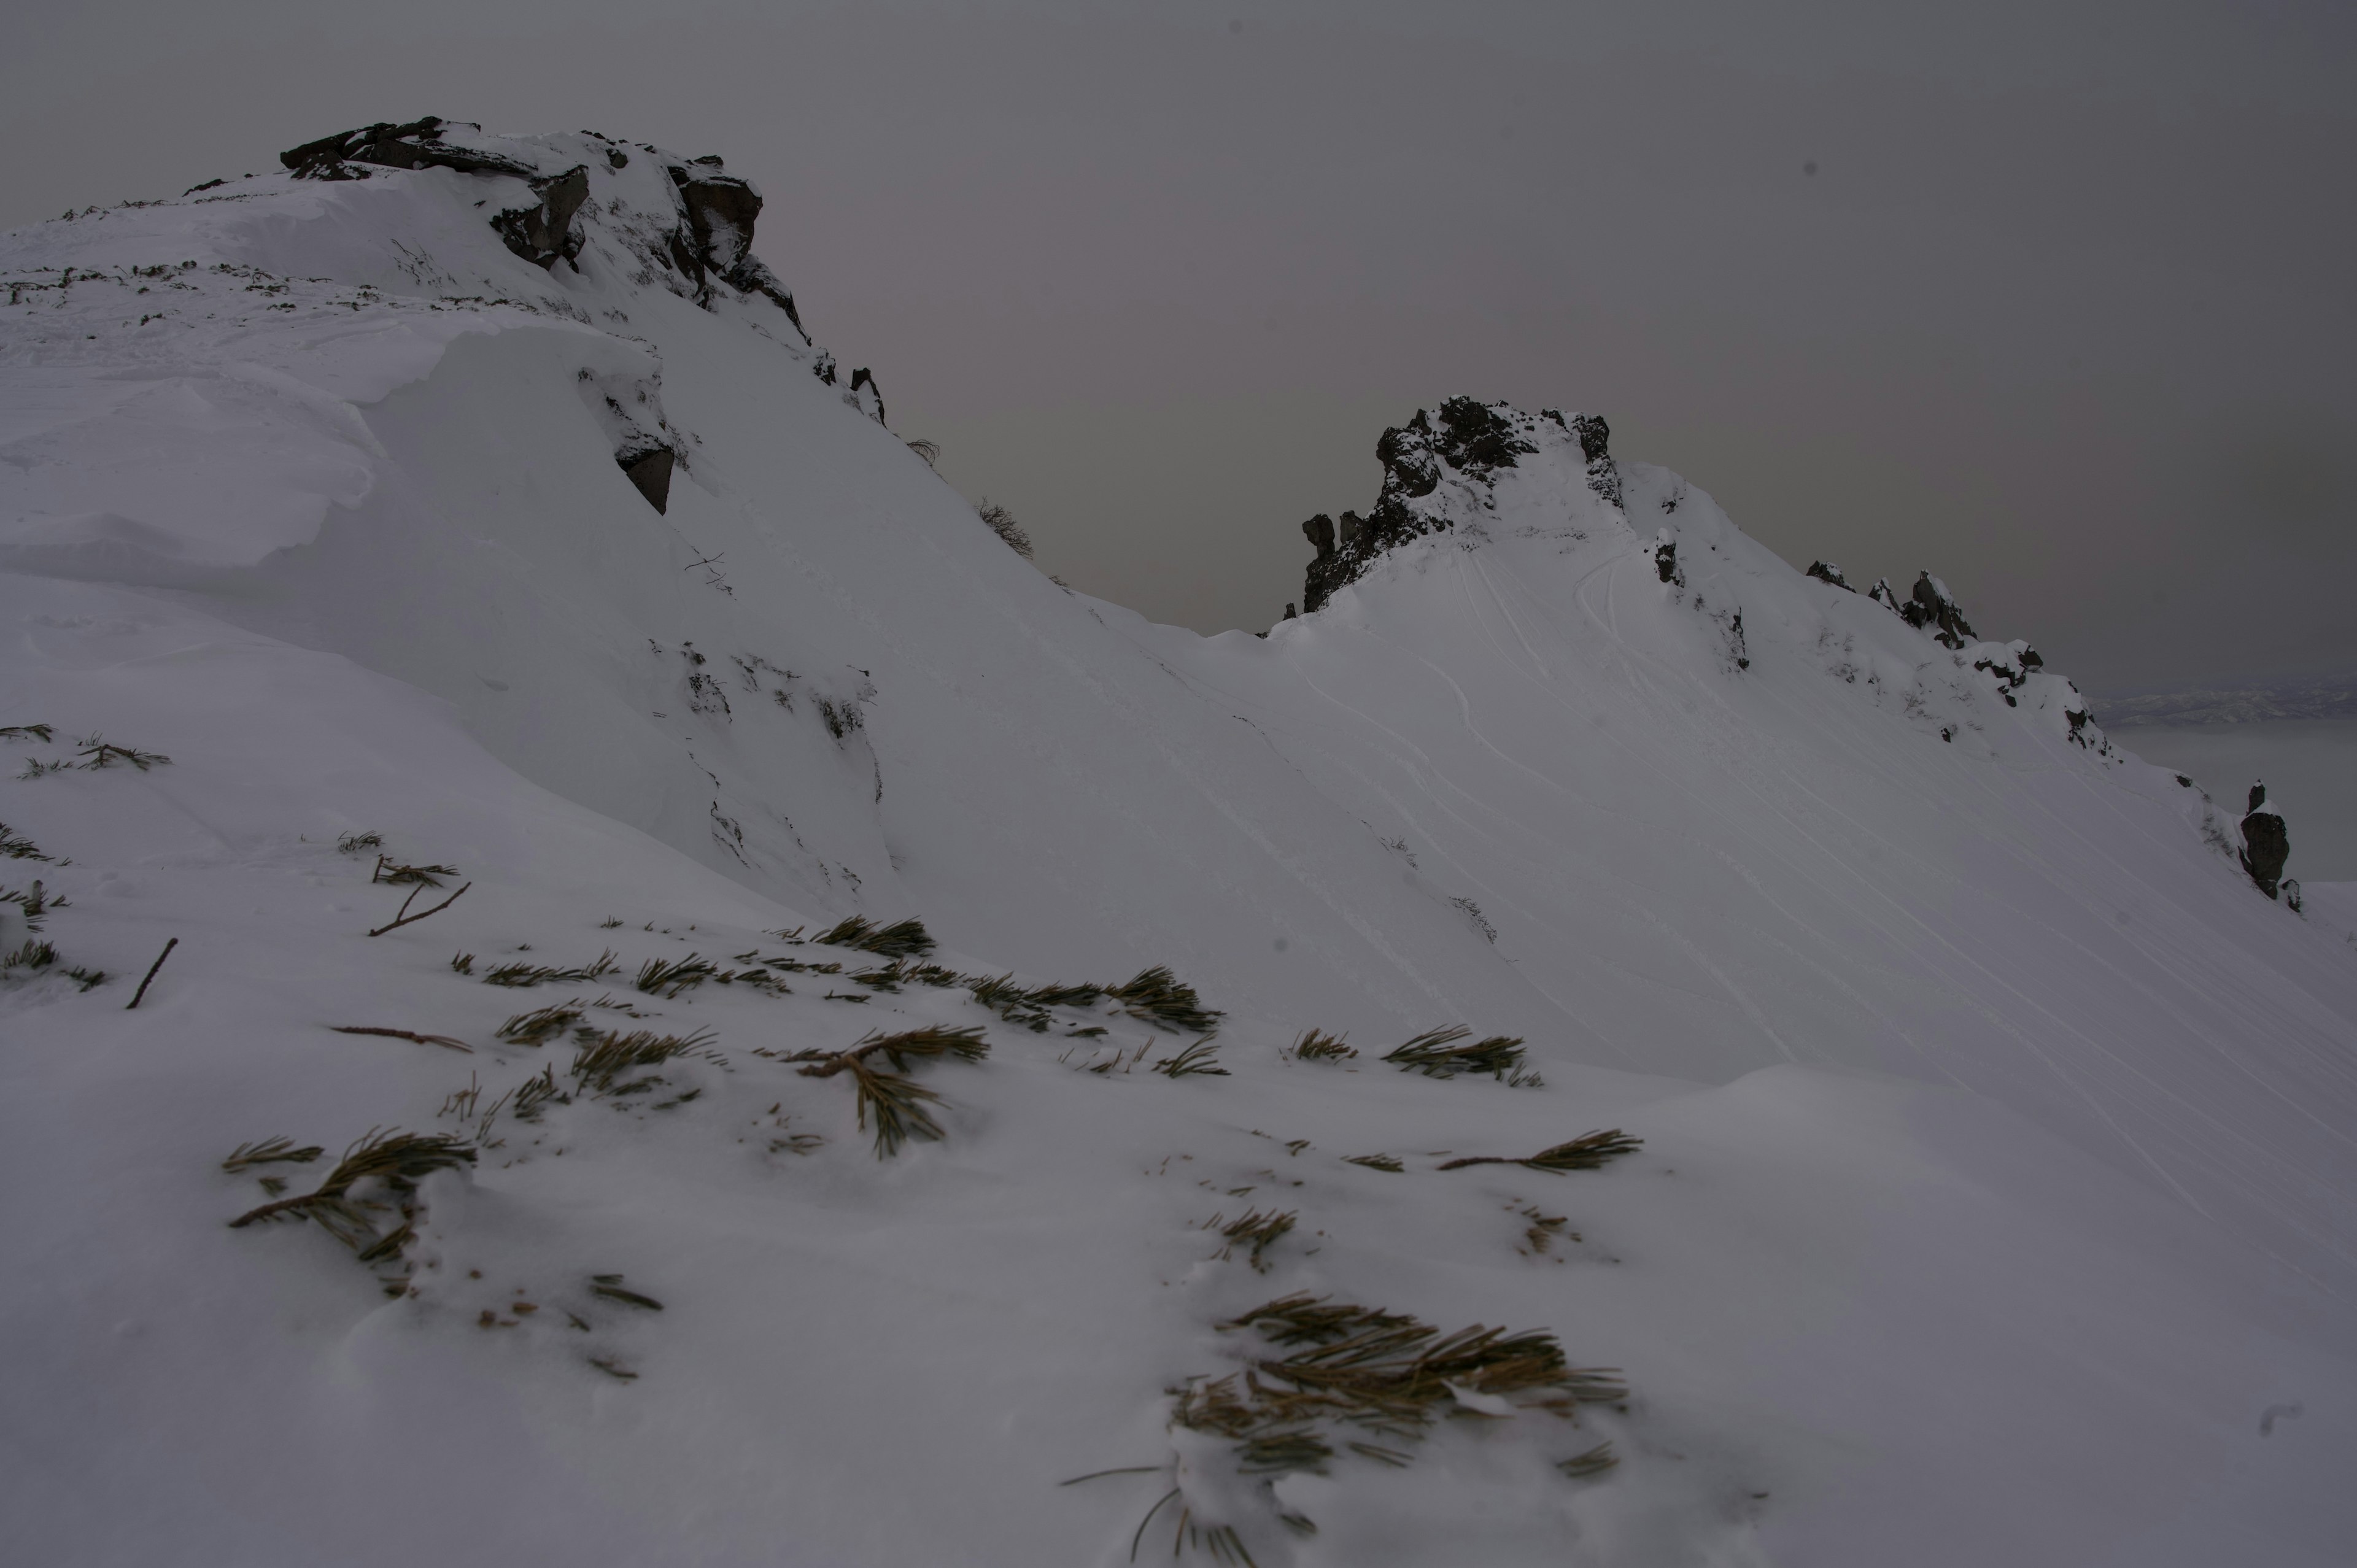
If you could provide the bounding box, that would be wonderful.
[1561,411,1622,506]
[1431,396,1536,477]
[2248,780,2269,814]
[617,446,675,514]
[1902,572,1977,649]
[2240,786,2289,898]
[490,165,589,269]
[1300,400,1614,612]
[1655,538,1680,584]
[606,147,630,169]
[1805,560,1855,591]
[1868,577,1905,615]
[1283,603,1298,619]
[280,118,538,182]
[848,367,886,425]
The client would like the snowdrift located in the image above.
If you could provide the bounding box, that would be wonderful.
[2,123,2352,1566]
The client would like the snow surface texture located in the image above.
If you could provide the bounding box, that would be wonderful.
[3,127,2353,1567]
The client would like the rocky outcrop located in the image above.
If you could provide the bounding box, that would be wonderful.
[1806,560,1855,591]
[617,446,675,514]
[281,119,589,271]
[810,355,886,424]
[2240,781,2290,898]
[1301,399,1619,612]
[490,166,590,269]
[1900,572,1977,649]
[280,118,538,182]
[661,161,805,331]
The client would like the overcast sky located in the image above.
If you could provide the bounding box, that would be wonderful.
[6,1,2352,693]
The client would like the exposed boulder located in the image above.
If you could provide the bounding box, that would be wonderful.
[1654,535,1681,585]
[617,443,674,511]
[617,445,675,514]
[1805,560,1856,591]
[2239,780,2290,898]
[1868,577,1905,615]
[489,166,589,269]
[1301,513,1336,560]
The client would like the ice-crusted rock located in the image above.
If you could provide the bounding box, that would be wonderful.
[2240,779,2291,898]
[1300,398,1620,612]
[1806,560,1855,591]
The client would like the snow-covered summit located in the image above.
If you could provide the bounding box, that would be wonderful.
[4,124,2355,1567]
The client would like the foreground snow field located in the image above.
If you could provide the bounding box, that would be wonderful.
[3,125,2352,1566]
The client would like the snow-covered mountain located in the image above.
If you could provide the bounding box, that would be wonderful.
[4,122,2352,1567]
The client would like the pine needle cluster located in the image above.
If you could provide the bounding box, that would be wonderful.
[0,822,52,861]
[571,1027,719,1097]
[482,950,620,988]
[810,914,937,960]
[228,1128,476,1276]
[1211,1209,1297,1272]
[1380,1026,1527,1081]
[1290,1029,1356,1062]
[1438,1130,1643,1173]
[1109,965,1224,1034]
[789,1025,990,1157]
[1168,1292,1627,1483]
[495,1001,584,1047]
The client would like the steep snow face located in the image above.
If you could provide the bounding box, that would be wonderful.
[4,126,2356,1567]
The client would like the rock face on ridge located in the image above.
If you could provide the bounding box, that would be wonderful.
[1300,397,1620,611]
[281,118,806,333]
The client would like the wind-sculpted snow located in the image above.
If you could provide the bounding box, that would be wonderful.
[2,126,2354,1566]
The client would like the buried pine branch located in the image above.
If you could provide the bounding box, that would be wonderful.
[73,735,171,771]
[1214,1208,1298,1272]
[810,914,936,960]
[495,1001,584,1047]
[481,949,618,987]
[1109,965,1223,1034]
[791,1025,988,1157]
[335,830,383,854]
[0,822,52,861]
[371,854,457,887]
[222,1137,324,1173]
[331,1024,474,1053]
[1,879,58,932]
[1438,1130,1643,1174]
[635,952,719,998]
[1,938,55,975]
[367,880,470,937]
[1343,1154,1404,1173]
[228,1128,475,1262]
[0,724,55,743]
[1290,1028,1357,1062]
[1381,1026,1527,1081]
[1171,1293,1628,1481]
[1153,1037,1229,1078]
[570,1026,718,1098]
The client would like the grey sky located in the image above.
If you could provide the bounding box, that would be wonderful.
[7,1,2352,693]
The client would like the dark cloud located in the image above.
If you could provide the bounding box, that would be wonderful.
[4,1,2351,691]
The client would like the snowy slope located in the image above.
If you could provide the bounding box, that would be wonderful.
[3,125,2353,1567]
